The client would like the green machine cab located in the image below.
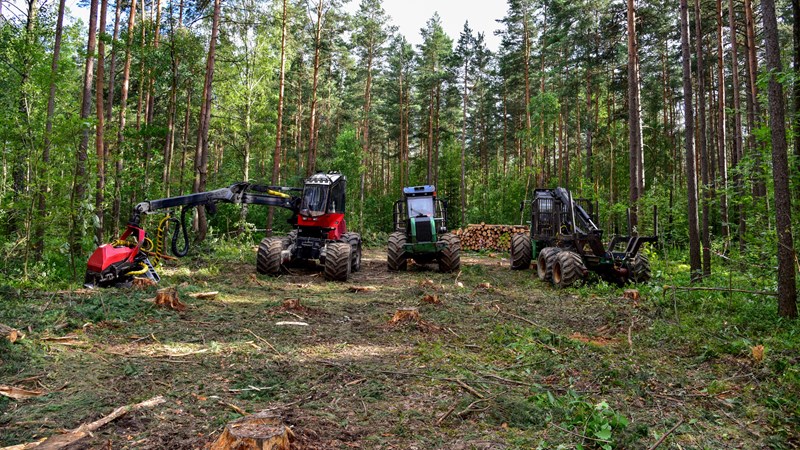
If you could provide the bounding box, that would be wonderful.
[387,185,460,272]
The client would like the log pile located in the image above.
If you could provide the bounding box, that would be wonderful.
[453,224,529,251]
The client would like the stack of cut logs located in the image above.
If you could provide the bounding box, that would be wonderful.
[453,224,529,251]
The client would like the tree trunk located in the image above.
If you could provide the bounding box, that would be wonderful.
[681,0,702,280]
[729,0,745,251]
[179,85,192,195]
[70,0,99,262]
[106,0,121,121]
[267,0,288,237]
[34,0,66,259]
[744,0,766,199]
[461,56,468,228]
[695,0,711,276]
[192,0,221,242]
[761,0,798,318]
[306,0,324,176]
[360,43,374,232]
[95,0,108,245]
[715,0,729,243]
[627,0,643,229]
[112,0,137,232]
[794,0,800,199]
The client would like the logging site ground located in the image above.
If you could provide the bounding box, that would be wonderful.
[1,246,799,449]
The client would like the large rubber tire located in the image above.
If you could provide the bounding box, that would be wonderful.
[536,247,561,281]
[551,251,587,288]
[323,242,351,281]
[387,231,408,271]
[340,232,362,272]
[510,233,532,270]
[438,233,461,273]
[256,237,284,275]
[628,253,652,283]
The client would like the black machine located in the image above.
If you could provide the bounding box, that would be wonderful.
[387,185,460,273]
[510,187,657,287]
[84,172,361,288]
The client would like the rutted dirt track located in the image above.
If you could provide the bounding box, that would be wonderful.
[0,249,779,449]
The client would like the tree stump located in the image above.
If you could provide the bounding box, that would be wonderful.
[282,298,301,309]
[0,323,22,343]
[389,307,420,324]
[623,289,640,301]
[210,412,292,450]
[154,288,186,311]
[132,277,158,289]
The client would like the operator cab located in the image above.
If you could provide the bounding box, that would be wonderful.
[300,171,346,217]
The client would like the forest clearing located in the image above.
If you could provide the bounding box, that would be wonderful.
[1,248,797,449]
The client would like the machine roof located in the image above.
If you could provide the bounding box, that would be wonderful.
[403,185,436,196]
[306,171,344,185]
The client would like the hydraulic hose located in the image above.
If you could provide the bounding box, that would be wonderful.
[171,206,191,257]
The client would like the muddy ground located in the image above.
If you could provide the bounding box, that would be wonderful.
[0,249,786,449]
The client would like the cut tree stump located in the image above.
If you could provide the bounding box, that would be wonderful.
[623,289,640,301]
[389,307,421,324]
[282,298,302,309]
[210,411,293,450]
[154,288,186,311]
[131,277,157,289]
[0,323,22,343]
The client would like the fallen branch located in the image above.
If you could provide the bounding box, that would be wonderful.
[245,328,280,354]
[6,396,165,450]
[0,385,44,400]
[348,286,377,293]
[436,402,458,425]
[648,417,685,450]
[218,400,248,416]
[447,379,485,399]
[188,291,219,299]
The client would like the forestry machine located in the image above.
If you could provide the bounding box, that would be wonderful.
[509,187,657,287]
[387,185,460,272]
[84,171,361,288]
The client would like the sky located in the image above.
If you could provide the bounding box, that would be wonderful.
[365,0,507,51]
[10,0,507,51]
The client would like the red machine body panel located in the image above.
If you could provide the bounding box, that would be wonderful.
[297,213,346,240]
[87,245,137,272]
[86,225,145,272]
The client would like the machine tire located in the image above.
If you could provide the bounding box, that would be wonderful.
[551,251,587,288]
[341,232,362,272]
[628,253,652,283]
[536,247,561,281]
[324,242,351,281]
[438,233,461,273]
[387,231,408,271]
[510,233,532,270]
[256,237,284,275]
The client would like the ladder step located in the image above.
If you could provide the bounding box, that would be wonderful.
[143,257,161,283]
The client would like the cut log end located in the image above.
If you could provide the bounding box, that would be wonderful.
[0,323,23,343]
[154,288,186,311]
[210,412,293,450]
